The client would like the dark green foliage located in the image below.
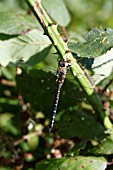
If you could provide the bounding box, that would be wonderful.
[58,110,105,139]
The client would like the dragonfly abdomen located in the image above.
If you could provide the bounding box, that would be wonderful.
[49,83,62,132]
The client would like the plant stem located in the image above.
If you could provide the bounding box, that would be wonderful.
[25,0,113,131]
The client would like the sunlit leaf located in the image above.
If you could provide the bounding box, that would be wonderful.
[68,28,113,58]
[92,47,113,84]
[0,29,51,66]
[35,156,107,170]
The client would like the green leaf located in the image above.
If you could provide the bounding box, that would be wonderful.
[0,29,51,66]
[0,0,23,11]
[68,28,113,85]
[0,12,41,35]
[90,136,113,155]
[68,28,113,58]
[16,68,84,117]
[35,156,107,170]
[20,45,52,68]
[27,135,39,150]
[16,68,56,116]
[42,0,70,26]
[1,67,16,80]
[0,113,18,135]
[58,110,104,139]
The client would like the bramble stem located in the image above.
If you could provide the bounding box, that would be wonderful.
[25,0,113,131]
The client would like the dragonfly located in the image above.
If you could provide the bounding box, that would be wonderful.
[17,57,110,132]
[48,57,109,132]
[49,59,71,132]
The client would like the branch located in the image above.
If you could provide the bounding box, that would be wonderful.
[25,0,113,131]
